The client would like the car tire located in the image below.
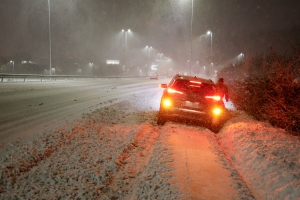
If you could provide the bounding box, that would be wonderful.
[157,111,167,125]
[210,118,221,133]
[210,124,220,133]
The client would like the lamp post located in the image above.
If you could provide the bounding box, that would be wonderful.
[122,29,131,67]
[10,60,14,74]
[190,0,194,76]
[89,62,93,75]
[207,31,212,63]
[146,46,152,66]
[157,53,163,61]
[146,46,152,58]
[207,31,213,77]
[48,0,52,75]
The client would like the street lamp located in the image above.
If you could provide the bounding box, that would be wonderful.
[146,46,152,66]
[207,31,212,63]
[122,29,131,67]
[178,0,193,75]
[89,63,93,75]
[187,60,190,75]
[10,60,14,74]
[207,31,213,77]
[146,46,152,58]
[157,53,163,61]
[48,0,52,75]
[190,0,194,76]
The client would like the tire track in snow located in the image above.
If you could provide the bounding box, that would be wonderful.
[184,133,192,200]
[100,123,160,199]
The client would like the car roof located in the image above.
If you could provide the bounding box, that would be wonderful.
[172,75,214,84]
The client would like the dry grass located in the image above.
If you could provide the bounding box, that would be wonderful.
[218,48,300,135]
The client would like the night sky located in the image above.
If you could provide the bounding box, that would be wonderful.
[1,0,300,71]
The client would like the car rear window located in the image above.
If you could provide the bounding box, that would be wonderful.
[172,79,215,95]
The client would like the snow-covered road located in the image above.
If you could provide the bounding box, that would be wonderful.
[0,79,299,199]
[0,78,159,147]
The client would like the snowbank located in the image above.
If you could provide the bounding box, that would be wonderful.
[218,113,300,199]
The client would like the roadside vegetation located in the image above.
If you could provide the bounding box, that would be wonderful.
[218,47,300,136]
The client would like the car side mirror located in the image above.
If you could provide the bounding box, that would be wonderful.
[159,84,167,88]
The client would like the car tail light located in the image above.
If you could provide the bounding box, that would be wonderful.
[205,95,221,101]
[190,80,202,84]
[167,88,183,94]
[159,84,167,88]
[212,107,222,115]
[162,98,172,107]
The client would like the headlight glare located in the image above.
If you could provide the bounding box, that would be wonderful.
[162,99,172,107]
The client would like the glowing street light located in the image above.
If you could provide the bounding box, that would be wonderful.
[207,31,212,63]
[89,62,93,75]
[122,29,131,67]
[146,46,152,65]
[207,31,213,77]
[146,46,152,57]
[10,60,14,74]
[48,0,52,75]
[157,53,163,61]
[178,0,194,75]
[190,0,194,76]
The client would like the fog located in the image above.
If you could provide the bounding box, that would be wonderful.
[1,0,300,75]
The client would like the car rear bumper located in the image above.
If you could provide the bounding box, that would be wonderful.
[160,107,212,120]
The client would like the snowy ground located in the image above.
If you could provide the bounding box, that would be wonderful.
[218,114,300,200]
[0,81,299,199]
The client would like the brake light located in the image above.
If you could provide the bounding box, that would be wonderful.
[159,84,167,88]
[167,88,183,94]
[212,107,222,115]
[205,95,221,101]
[190,80,202,84]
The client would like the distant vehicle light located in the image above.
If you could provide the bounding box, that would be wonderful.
[212,107,222,115]
[106,60,120,65]
[205,95,221,101]
[162,99,172,107]
[167,88,183,94]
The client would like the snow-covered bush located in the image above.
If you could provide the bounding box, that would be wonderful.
[218,48,300,135]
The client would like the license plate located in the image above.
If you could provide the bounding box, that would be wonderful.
[185,101,200,108]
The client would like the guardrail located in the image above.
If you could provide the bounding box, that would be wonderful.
[0,74,99,82]
[0,73,151,82]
